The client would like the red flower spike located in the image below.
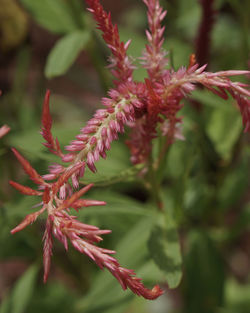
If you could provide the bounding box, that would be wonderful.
[86,0,134,84]
[142,0,168,81]
[11,206,46,234]
[41,90,62,157]
[11,148,46,185]
[42,90,52,133]
[9,181,43,196]
[43,218,53,283]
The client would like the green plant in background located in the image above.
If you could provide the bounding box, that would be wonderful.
[0,0,250,313]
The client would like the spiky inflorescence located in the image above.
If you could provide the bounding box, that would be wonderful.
[141,0,168,81]
[85,0,134,84]
[10,148,163,299]
[10,0,250,301]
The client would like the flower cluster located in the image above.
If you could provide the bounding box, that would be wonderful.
[10,0,250,301]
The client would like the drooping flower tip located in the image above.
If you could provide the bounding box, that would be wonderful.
[143,284,164,300]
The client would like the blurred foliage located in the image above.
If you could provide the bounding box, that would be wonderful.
[0,0,250,313]
[0,0,28,52]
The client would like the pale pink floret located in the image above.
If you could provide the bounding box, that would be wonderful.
[0,124,10,138]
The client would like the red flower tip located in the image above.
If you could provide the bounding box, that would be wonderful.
[144,284,164,300]
[72,199,106,209]
[41,90,62,156]
[188,53,197,69]
[42,90,52,130]
[43,219,53,283]
[11,207,45,234]
[9,181,42,196]
[11,148,45,185]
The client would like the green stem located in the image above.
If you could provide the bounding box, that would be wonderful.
[155,134,171,184]
[86,36,112,92]
[148,152,163,211]
[69,0,85,29]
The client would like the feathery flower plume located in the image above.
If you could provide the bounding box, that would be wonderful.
[141,0,168,81]
[85,0,134,84]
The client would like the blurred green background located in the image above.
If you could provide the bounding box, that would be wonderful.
[0,0,250,312]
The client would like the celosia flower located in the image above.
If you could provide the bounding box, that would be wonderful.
[10,148,163,299]
[10,0,250,301]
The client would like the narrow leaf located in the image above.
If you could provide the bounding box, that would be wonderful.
[81,164,144,186]
[45,30,90,78]
[11,264,39,313]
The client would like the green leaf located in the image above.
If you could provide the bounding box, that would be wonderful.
[45,30,90,78]
[224,279,250,313]
[184,231,225,313]
[205,105,242,161]
[148,213,182,289]
[20,0,78,33]
[81,164,144,186]
[0,295,11,313]
[11,264,39,313]
[79,192,154,218]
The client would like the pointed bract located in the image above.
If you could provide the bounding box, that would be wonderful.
[12,148,46,185]
[9,181,43,196]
